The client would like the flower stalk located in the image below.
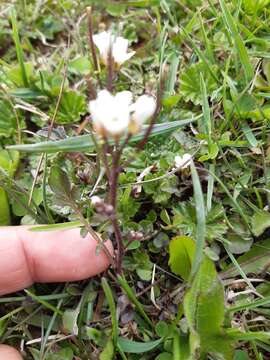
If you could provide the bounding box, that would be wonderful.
[87,9,161,273]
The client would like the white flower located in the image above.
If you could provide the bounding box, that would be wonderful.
[89,89,131,138]
[112,37,135,65]
[93,31,111,63]
[89,90,156,138]
[91,196,102,206]
[129,95,156,133]
[175,153,192,169]
[93,31,135,66]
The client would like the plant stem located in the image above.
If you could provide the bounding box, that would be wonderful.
[109,141,123,273]
[86,6,101,88]
[107,44,114,92]
[72,204,115,266]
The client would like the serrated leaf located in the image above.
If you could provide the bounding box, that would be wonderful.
[180,62,218,105]
[168,236,195,280]
[50,90,87,124]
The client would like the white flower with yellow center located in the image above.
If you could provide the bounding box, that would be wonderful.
[175,153,192,169]
[93,31,135,66]
[89,90,156,139]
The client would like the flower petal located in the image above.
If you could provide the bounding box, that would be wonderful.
[131,95,156,126]
[112,37,135,65]
[93,31,112,63]
[115,91,133,106]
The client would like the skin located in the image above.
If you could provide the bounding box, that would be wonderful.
[0,226,113,359]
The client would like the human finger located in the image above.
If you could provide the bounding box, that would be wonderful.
[0,226,113,295]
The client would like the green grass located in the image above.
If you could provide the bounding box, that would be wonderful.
[1,0,270,358]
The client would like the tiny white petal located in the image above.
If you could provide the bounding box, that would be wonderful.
[131,95,156,126]
[175,154,192,169]
[91,196,102,205]
[112,37,135,65]
[89,90,114,130]
[115,91,133,106]
[93,31,113,63]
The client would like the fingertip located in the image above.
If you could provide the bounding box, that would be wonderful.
[0,345,22,360]
[22,227,113,283]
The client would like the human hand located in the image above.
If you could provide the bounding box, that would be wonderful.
[0,226,112,359]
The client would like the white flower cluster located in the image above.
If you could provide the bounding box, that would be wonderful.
[89,90,156,138]
[93,31,135,66]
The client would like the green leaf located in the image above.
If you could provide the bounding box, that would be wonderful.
[242,0,270,14]
[0,188,10,225]
[251,210,270,237]
[219,0,253,83]
[49,90,87,124]
[100,339,114,360]
[106,3,126,16]
[48,166,71,199]
[117,337,163,353]
[190,161,206,278]
[200,73,212,140]
[172,331,190,360]
[0,150,19,176]
[0,99,21,138]
[199,143,219,162]
[0,149,19,225]
[155,321,169,337]
[102,278,118,347]
[168,236,195,280]
[68,56,91,75]
[184,256,233,358]
[62,307,80,335]
[7,118,197,153]
[226,329,270,342]
[46,347,73,360]
[221,238,270,279]
[117,275,153,328]
[234,350,250,360]
[29,221,82,232]
[7,62,35,88]
[10,9,29,87]
[180,62,218,105]
[155,353,173,360]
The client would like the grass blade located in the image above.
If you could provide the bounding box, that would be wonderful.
[7,118,198,153]
[219,0,253,83]
[10,10,29,87]
[117,275,153,328]
[101,278,118,346]
[190,161,206,279]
